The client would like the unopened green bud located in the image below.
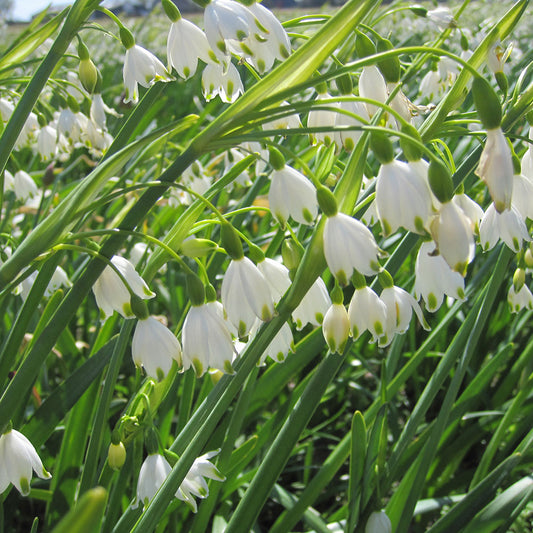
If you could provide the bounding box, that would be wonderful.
[410,5,427,16]
[336,74,353,96]
[162,0,181,21]
[67,94,80,113]
[355,32,376,58]
[281,239,303,271]
[370,132,394,164]
[428,159,454,203]
[186,274,205,306]
[513,268,526,291]
[495,71,508,96]
[331,284,344,305]
[400,124,423,162]
[316,186,338,217]
[131,294,149,320]
[181,238,218,257]
[378,269,394,289]
[77,40,90,60]
[108,441,126,470]
[79,57,98,94]
[269,146,285,171]
[525,247,533,268]
[315,81,328,95]
[220,222,243,260]
[377,38,400,83]
[119,26,135,49]
[460,32,469,51]
[472,76,502,130]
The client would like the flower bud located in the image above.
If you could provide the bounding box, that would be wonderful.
[316,186,338,217]
[460,33,469,51]
[365,510,392,533]
[322,302,350,353]
[281,239,303,271]
[355,33,376,58]
[220,222,243,260]
[108,441,126,470]
[513,268,526,291]
[370,132,394,164]
[400,124,423,162]
[186,274,205,306]
[525,247,533,268]
[472,76,502,130]
[181,238,218,257]
[79,58,99,94]
[162,0,181,21]
[268,146,285,171]
[495,71,508,96]
[428,159,454,203]
[410,5,427,17]
[377,37,400,83]
[119,26,135,50]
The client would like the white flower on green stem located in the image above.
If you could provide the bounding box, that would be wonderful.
[348,286,388,342]
[246,319,294,364]
[430,200,475,275]
[133,453,171,508]
[262,101,301,132]
[90,94,120,132]
[359,66,388,118]
[453,192,484,230]
[182,302,235,376]
[427,6,455,30]
[475,127,513,213]
[376,160,433,236]
[0,429,51,496]
[57,108,84,143]
[3,170,14,193]
[324,212,381,284]
[479,204,530,253]
[508,283,533,312]
[511,173,533,220]
[132,316,182,380]
[202,62,243,103]
[322,302,350,353]
[221,256,274,337]
[44,266,72,297]
[167,18,212,79]
[269,164,318,226]
[365,510,392,533]
[37,125,58,160]
[92,255,155,320]
[336,100,369,151]
[380,286,429,347]
[307,92,339,146]
[13,170,38,202]
[257,257,291,302]
[123,44,172,105]
[414,241,465,312]
[292,277,331,330]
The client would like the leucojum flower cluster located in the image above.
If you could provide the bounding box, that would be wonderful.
[0,0,532,530]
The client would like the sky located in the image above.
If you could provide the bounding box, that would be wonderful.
[12,1,64,21]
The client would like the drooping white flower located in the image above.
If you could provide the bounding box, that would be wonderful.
[380,286,429,346]
[522,141,533,181]
[44,266,72,297]
[359,66,388,118]
[307,92,339,146]
[202,62,243,103]
[376,159,433,236]
[221,256,274,337]
[348,286,388,342]
[3,170,14,194]
[15,112,39,149]
[511,173,533,220]
[475,128,513,213]
[57,107,84,143]
[487,40,512,74]
[430,200,475,275]
[508,283,533,312]
[13,170,39,202]
[262,101,300,132]
[419,69,442,101]
[123,44,172,105]
[269,165,317,226]
[336,100,369,151]
[479,204,530,253]
[257,257,291,302]
[133,453,172,508]
[453,192,484,230]
[427,6,455,30]
[132,316,182,380]
[182,302,235,376]
[322,302,350,353]
[37,125,58,160]
[324,212,381,284]
[0,428,51,496]
[167,18,212,79]
[292,276,331,330]
[92,255,155,320]
[414,241,465,312]
[365,510,392,533]
[90,93,119,132]
[0,97,14,121]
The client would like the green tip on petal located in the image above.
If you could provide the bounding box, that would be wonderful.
[261,304,273,321]
[303,208,314,224]
[20,477,30,496]
[336,270,348,287]
[315,312,324,324]
[224,360,235,374]
[414,216,425,234]
[156,367,166,382]
[457,287,465,300]
[427,293,438,311]
[374,322,383,336]
[238,321,247,338]
[381,219,392,237]
[192,358,204,377]
[122,302,133,317]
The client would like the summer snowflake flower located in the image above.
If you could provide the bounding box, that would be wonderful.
[376,160,433,236]
[269,165,317,226]
[414,241,465,312]
[365,510,392,533]
[37,125,58,160]
[262,101,301,132]
[202,62,243,103]
[221,256,274,337]
[292,276,331,330]
[182,302,235,377]
[475,128,513,213]
[133,453,171,508]
[13,170,38,202]
[123,44,172,105]
[348,286,388,342]
[479,204,530,252]
[257,257,291,302]
[0,428,51,496]
[324,212,381,284]
[92,256,155,320]
[308,92,339,146]
[511,173,533,220]
[336,100,369,151]
[322,303,350,353]
[508,283,533,312]
[359,66,388,118]
[167,18,212,79]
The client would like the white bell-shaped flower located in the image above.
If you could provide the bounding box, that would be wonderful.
[348,286,388,342]
[430,200,475,275]
[508,283,533,312]
[44,266,72,297]
[365,510,392,533]
[380,285,429,347]
[324,212,381,284]
[308,92,339,146]
[475,128,513,213]
[221,256,274,337]
[3,170,14,193]
[359,66,388,118]
[414,241,465,312]
[37,125,57,160]
[262,101,301,132]
[479,204,530,253]
[123,44,172,104]
[167,18,212,79]
[452,192,484,230]
[13,170,38,202]
[92,255,155,320]
[90,93,119,132]
[0,97,14,121]
[182,302,235,376]
[511,173,533,221]
[292,276,331,330]
[376,159,433,236]
[257,257,291,302]
[0,428,51,496]
[427,6,455,30]
[269,165,317,226]
[322,302,350,353]
[132,316,182,380]
[133,453,172,508]
[336,100,369,151]
[202,62,243,103]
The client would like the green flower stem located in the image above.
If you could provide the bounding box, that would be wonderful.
[78,320,134,496]
[176,369,195,434]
